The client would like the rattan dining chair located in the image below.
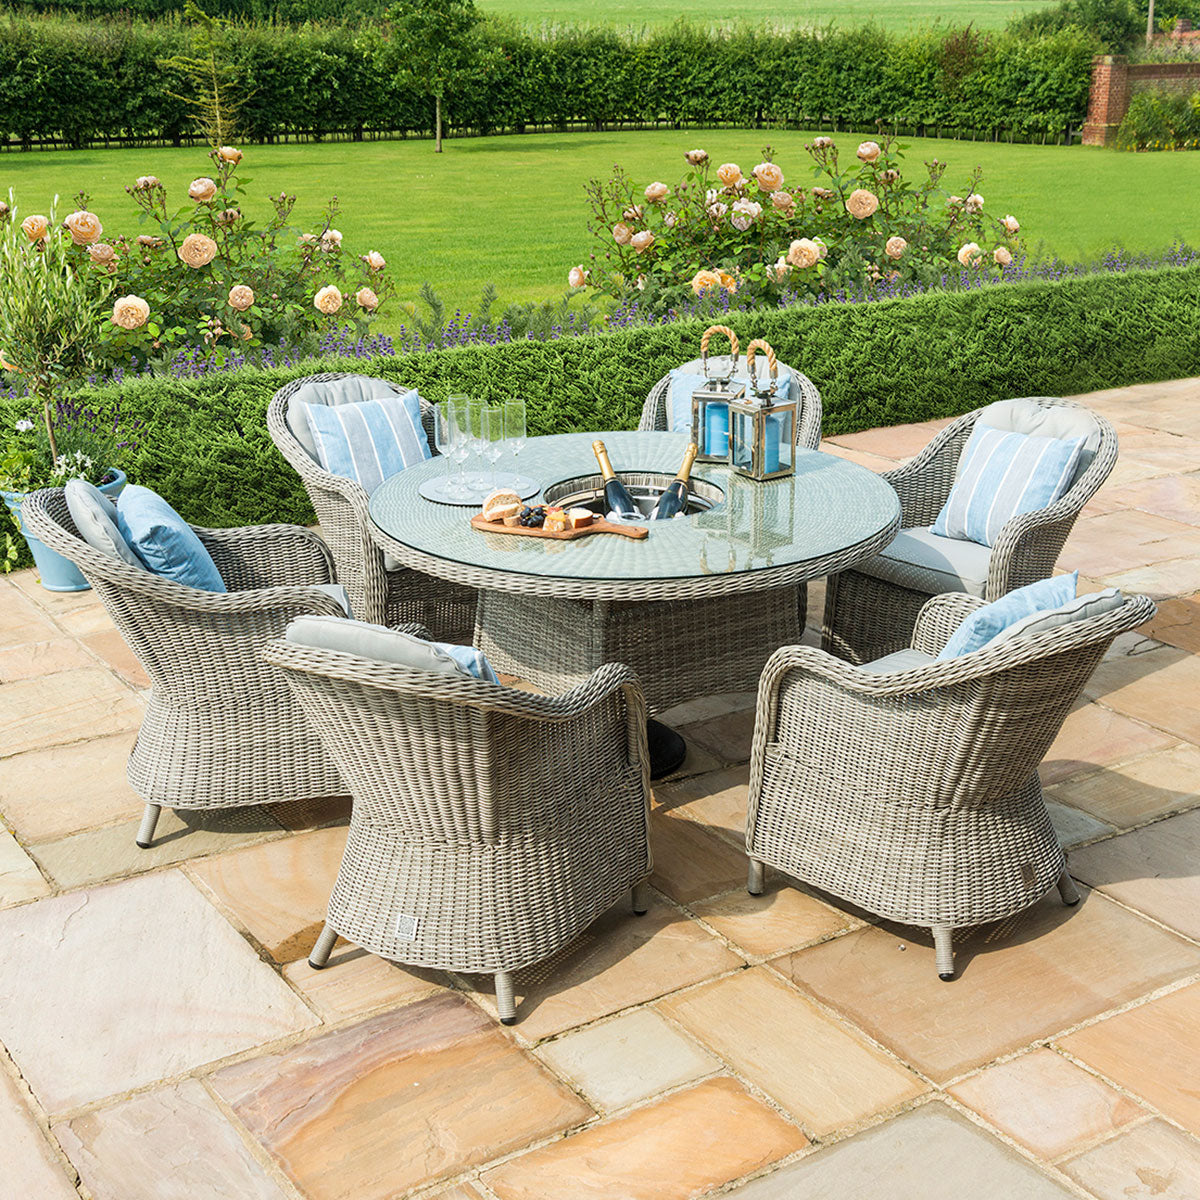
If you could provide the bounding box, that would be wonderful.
[267,372,476,641]
[22,488,347,848]
[746,589,1155,980]
[263,631,653,1025]
[822,397,1118,664]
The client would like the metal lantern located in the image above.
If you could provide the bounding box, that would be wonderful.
[728,339,796,481]
[691,324,745,463]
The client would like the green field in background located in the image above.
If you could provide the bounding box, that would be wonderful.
[2,130,1193,330]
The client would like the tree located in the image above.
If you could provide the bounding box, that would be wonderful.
[386,0,493,153]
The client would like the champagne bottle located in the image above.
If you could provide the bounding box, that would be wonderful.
[592,440,640,518]
[651,442,699,520]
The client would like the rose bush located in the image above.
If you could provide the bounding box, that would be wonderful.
[580,132,1022,312]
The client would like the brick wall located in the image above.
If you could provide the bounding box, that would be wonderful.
[1084,53,1200,145]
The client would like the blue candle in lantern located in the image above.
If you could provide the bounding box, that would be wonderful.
[763,412,784,474]
[705,402,730,457]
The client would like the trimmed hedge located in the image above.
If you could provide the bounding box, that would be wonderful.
[0,18,1096,148]
[5,262,1198,562]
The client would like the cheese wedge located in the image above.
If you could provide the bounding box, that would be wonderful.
[543,507,568,532]
[566,507,594,529]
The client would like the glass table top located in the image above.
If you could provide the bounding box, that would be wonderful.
[370,431,900,584]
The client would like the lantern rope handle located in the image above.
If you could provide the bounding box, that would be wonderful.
[746,338,779,397]
[700,324,739,378]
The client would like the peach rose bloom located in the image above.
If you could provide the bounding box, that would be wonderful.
[1003,214,1020,234]
[771,257,790,281]
[685,149,708,166]
[880,168,900,184]
[645,181,669,203]
[706,202,728,220]
[365,250,386,270]
[718,271,738,293]
[188,177,217,203]
[356,287,379,311]
[64,210,102,245]
[690,269,720,294]
[846,189,879,220]
[885,236,908,260]
[994,246,1013,267]
[771,191,795,212]
[957,242,982,268]
[88,242,116,265]
[965,193,984,213]
[664,211,678,228]
[215,208,241,225]
[568,265,587,288]
[178,233,218,268]
[623,204,644,223]
[947,195,964,208]
[217,145,243,164]
[717,162,743,188]
[857,140,881,163]
[612,223,633,246]
[134,175,161,190]
[812,136,834,149]
[111,295,150,330]
[137,234,164,249]
[812,187,834,201]
[631,230,655,253]
[321,228,343,250]
[753,162,784,191]
[299,233,318,246]
[314,285,343,315]
[786,238,820,269]
[228,285,255,311]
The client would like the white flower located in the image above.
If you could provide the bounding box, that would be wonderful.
[644,181,668,203]
[630,230,655,253]
[857,140,881,163]
[1003,214,1020,234]
[15,419,34,432]
[965,193,984,213]
[321,228,343,250]
[706,201,728,221]
[994,245,1013,267]
[957,242,982,268]
[730,199,762,232]
[568,265,587,288]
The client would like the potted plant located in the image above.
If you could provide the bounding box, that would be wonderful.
[0,197,130,590]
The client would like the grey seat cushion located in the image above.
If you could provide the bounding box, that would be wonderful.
[64,479,144,569]
[859,648,937,674]
[310,583,352,616]
[972,398,1101,484]
[285,375,404,462]
[855,526,993,597]
[382,551,404,573]
[993,587,1124,645]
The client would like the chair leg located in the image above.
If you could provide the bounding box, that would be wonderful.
[135,804,162,849]
[495,972,516,1026]
[631,878,650,916]
[933,925,955,981]
[308,922,338,970]
[747,859,765,896]
[1057,869,1081,907]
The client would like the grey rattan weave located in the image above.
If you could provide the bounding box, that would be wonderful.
[263,632,652,1025]
[23,488,346,848]
[267,373,476,640]
[822,398,1119,664]
[746,590,1155,979]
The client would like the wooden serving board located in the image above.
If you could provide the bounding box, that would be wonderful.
[470,513,648,540]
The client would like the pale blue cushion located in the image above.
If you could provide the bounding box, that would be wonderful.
[285,614,497,682]
[667,363,793,434]
[937,573,1077,660]
[932,424,1085,548]
[301,391,431,495]
[115,485,226,593]
[285,374,403,460]
[64,479,144,569]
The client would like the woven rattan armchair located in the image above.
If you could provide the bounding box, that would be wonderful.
[263,631,653,1025]
[23,488,346,848]
[267,372,476,640]
[822,397,1118,664]
[747,589,1154,980]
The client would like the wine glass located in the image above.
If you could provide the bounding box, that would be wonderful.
[466,396,488,488]
[446,396,473,497]
[504,397,527,481]
[434,401,465,498]
[481,405,505,489]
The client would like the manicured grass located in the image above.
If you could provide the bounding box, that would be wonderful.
[3,130,1197,328]
[480,0,1047,32]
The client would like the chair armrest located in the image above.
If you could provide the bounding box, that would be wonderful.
[911,593,988,656]
[879,415,975,527]
[194,523,335,590]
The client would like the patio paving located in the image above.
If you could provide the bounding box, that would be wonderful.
[0,377,1199,1197]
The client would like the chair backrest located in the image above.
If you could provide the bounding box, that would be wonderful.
[963,397,1104,486]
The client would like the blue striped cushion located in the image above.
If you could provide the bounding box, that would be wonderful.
[301,391,431,495]
[932,425,1085,548]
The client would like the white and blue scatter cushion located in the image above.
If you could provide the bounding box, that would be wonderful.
[115,485,226,593]
[301,390,431,495]
[666,366,792,433]
[932,424,1085,548]
[937,572,1078,660]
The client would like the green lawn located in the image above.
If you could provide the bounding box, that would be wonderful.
[479,0,1048,31]
[3,130,1195,331]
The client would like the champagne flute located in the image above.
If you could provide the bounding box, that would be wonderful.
[433,401,460,497]
[447,397,473,497]
[481,406,505,489]
[505,397,527,481]
[466,396,488,488]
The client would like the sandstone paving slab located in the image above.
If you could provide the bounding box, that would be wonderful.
[210,992,592,1200]
[54,1079,292,1200]
[1058,511,1200,580]
[1146,592,1200,653]
[677,704,756,765]
[1104,427,1200,480]
[1103,559,1200,601]
[1049,744,1200,829]
[0,1066,79,1200]
[188,824,349,963]
[818,441,898,473]
[1059,981,1200,1136]
[773,891,1200,1084]
[54,602,122,637]
[1092,473,1200,528]
[1038,701,1175,786]
[1063,1120,1200,1200]
[79,628,150,689]
[948,1048,1144,1160]
[31,804,286,891]
[1085,643,1200,745]
[652,764,749,846]
[655,690,757,729]
[0,870,318,1114]
[1046,800,1114,848]
[0,732,144,842]
[264,793,352,831]
[721,1102,1077,1199]
[0,828,51,906]
[649,807,747,904]
[823,418,950,462]
[463,897,744,1041]
[1069,809,1200,942]
[659,967,926,1136]
[0,667,144,758]
[283,947,448,1021]
[0,637,93,683]
[6,568,104,616]
[535,1007,719,1111]
[654,738,724,784]
[690,884,859,959]
[482,1076,807,1200]
[0,581,60,646]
